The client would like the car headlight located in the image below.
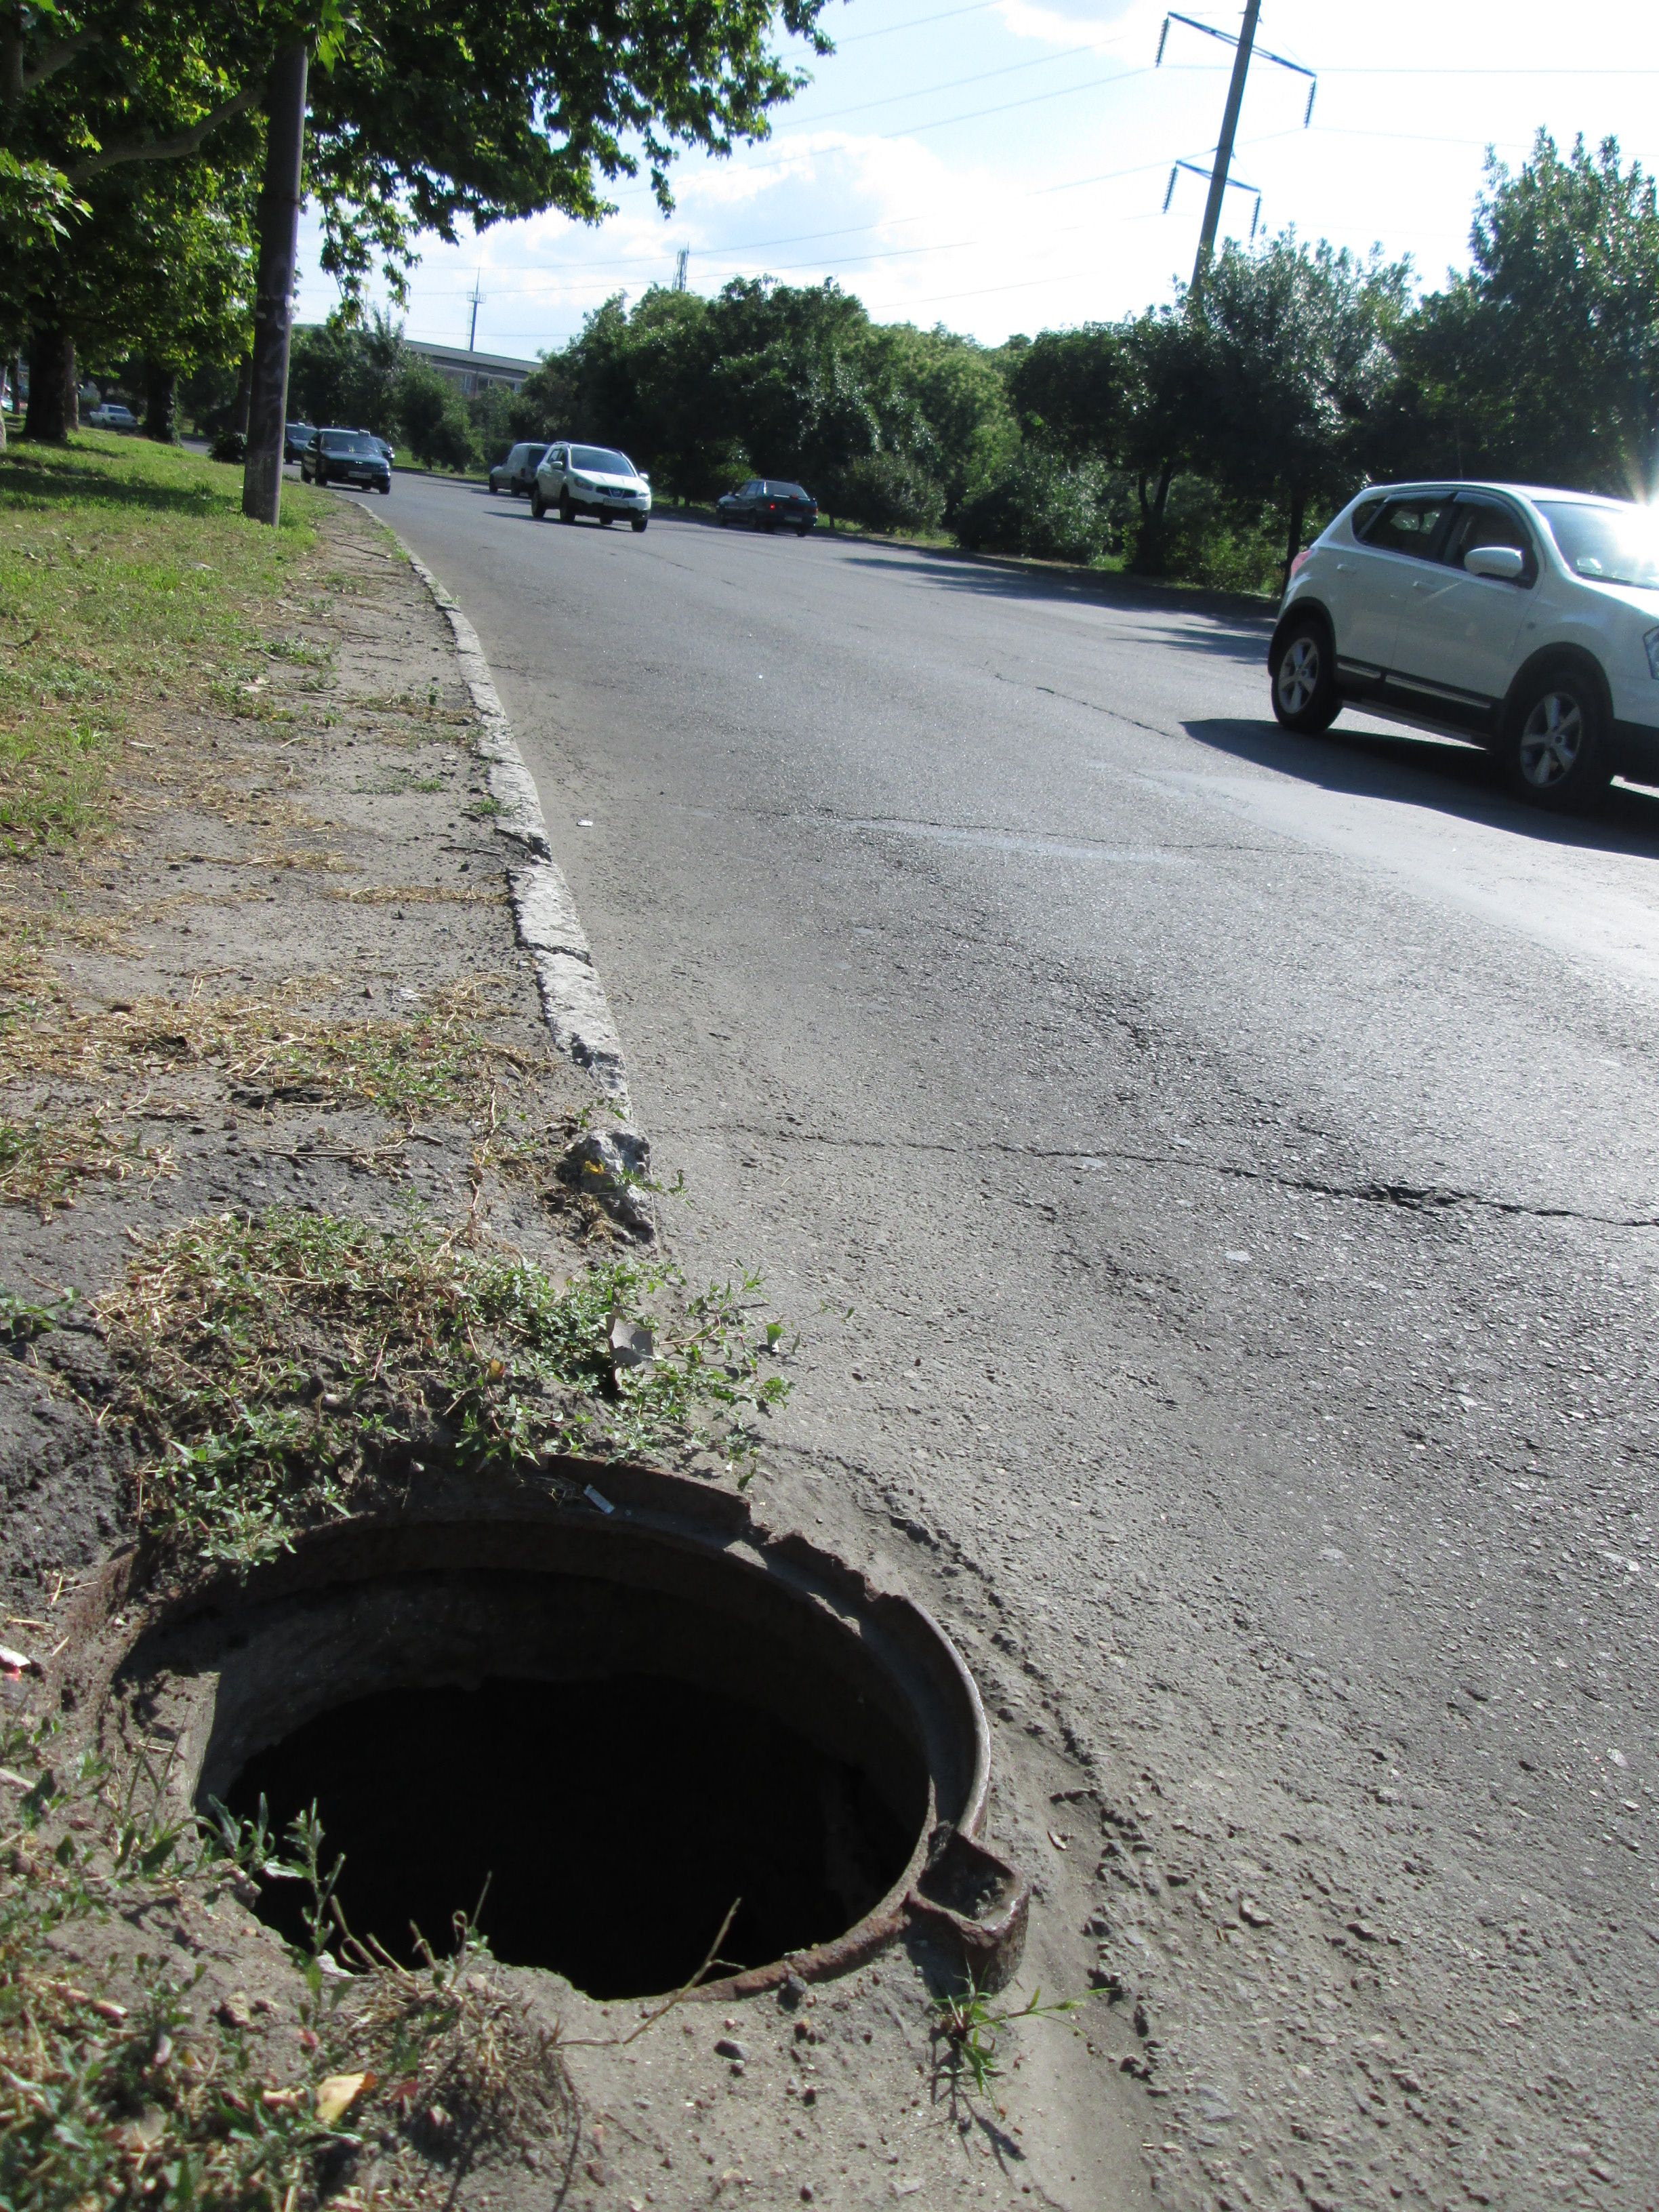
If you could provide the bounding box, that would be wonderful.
[1645,626,1659,679]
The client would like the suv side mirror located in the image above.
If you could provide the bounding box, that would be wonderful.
[1465,544,1525,581]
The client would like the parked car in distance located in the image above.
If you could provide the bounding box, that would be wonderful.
[86,403,138,430]
[716,478,817,536]
[284,422,316,463]
[1271,479,1659,811]
[532,443,651,529]
[365,433,396,466]
[489,442,549,496]
[300,427,392,493]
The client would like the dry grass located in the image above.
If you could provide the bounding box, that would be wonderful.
[5,983,535,1127]
[0,1110,175,1216]
[324,884,508,907]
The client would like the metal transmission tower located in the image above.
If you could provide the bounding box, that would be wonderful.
[673,247,691,291]
[466,271,485,350]
[1156,7,1316,296]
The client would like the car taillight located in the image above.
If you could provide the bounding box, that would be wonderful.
[1288,548,1312,580]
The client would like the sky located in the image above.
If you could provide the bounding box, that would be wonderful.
[292,0,1659,357]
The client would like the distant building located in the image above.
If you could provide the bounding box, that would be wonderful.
[403,340,539,396]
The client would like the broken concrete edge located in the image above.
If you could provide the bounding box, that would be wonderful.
[391,533,635,1116]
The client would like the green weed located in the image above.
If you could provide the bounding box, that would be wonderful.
[930,1979,1081,2100]
[103,1208,792,1571]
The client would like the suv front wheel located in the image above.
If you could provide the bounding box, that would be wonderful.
[1507,667,1611,811]
[1270,616,1340,735]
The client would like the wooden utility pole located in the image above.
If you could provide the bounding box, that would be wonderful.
[243,42,309,526]
[1192,0,1260,297]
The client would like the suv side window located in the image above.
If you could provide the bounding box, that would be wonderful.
[1443,499,1536,582]
[1361,495,1450,560]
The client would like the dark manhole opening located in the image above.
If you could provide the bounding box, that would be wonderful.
[225,1671,913,2000]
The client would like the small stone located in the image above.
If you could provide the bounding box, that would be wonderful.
[216,1992,253,2030]
[714,2036,749,2063]
[1238,1898,1272,1929]
[1347,1918,1381,1943]
[800,2189,815,2203]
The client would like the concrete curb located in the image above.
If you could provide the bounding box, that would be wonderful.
[392,536,634,1114]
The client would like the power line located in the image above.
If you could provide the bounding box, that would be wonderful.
[838,0,1004,45]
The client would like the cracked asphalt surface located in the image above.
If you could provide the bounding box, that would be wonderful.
[384,478,1658,2211]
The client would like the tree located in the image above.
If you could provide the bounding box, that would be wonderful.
[1393,133,1659,496]
[289,310,405,432]
[863,324,1016,520]
[9,140,255,443]
[3,0,830,492]
[1177,232,1408,578]
[1008,325,1133,468]
[394,359,474,470]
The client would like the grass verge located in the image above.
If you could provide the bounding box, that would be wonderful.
[0,434,326,851]
[102,1208,792,1571]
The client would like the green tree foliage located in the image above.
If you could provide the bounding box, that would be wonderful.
[1009,325,1132,465]
[1174,232,1408,575]
[288,309,405,431]
[3,0,828,434]
[1389,133,1659,497]
[394,358,474,470]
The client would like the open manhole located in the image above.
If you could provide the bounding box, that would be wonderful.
[110,1464,1026,2001]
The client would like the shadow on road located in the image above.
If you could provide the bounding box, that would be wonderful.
[1184,714,1659,857]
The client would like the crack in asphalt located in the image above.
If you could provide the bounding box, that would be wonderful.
[994,665,1175,740]
[659,1120,1659,1229]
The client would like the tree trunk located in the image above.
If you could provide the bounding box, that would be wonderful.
[243,41,309,525]
[24,325,77,441]
[1282,487,1307,592]
[145,362,180,443]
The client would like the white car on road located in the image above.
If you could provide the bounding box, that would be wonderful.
[1269,480,1659,808]
[532,442,651,531]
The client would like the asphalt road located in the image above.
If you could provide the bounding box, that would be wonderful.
[380,473,1658,2211]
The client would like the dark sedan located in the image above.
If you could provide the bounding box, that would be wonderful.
[300,428,392,493]
[716,478,817,536]
[283,421,315,463]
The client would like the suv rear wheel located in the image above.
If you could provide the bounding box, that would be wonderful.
[1507,667,1612,811]
[1270,616,1340,735]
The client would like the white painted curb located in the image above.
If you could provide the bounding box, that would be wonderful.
[394,538,633,1113]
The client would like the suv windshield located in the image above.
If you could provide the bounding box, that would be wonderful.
[1538,500,1659,590]
[571,446,634,476]
[321,431,380,455]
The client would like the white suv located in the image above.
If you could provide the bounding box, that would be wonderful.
[1269,481,1659,808]
[532,442,651,531]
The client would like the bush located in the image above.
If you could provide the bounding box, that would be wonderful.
[953,452,1116,564]
[207,427,245,464]
[836,451,945,535]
